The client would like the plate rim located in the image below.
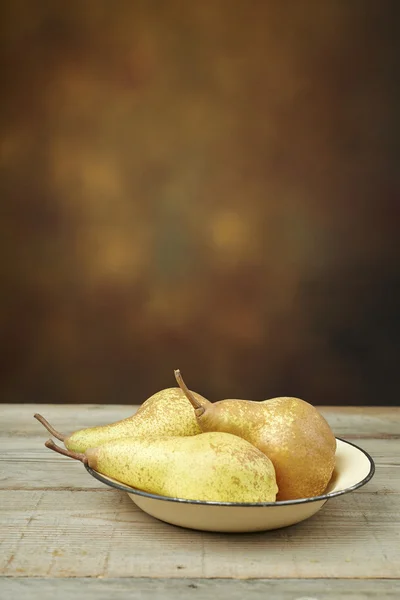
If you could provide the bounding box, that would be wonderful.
[84,436,375,507]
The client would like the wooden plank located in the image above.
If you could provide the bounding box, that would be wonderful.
[320,407,400,439]
[0,438,105,490]
[1,404,399,582]
[0,405,140,438]
[1,578,399,599]
[0,437,396,493]
[2,404,400,439]
[1,489,399,579]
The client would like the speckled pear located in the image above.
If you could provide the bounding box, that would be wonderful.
[34,387,210,453]
[44,432,278,502]
[175,370,336,501]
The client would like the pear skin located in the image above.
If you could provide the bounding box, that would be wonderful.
[175,370,336,501]
[34,387,209,453]
[44,432,278,503]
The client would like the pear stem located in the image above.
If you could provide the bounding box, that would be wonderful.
[45,439,88,463]
[34,414,66,441]
[174,369,206,415]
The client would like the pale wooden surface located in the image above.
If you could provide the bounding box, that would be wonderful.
[2,578,400,599]
[1,404,399,598]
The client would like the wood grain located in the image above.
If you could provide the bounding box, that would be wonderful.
[1,479,399,578]
[1,578,400,599]
[0,404,399,587]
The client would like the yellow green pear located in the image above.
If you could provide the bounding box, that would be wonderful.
[34,387,210,453]
[174,370,336,501]
[44,432,278,502]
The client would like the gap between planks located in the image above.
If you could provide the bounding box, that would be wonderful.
[0,577,400,600]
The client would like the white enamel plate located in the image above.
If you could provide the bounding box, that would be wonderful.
[84,437,375,532]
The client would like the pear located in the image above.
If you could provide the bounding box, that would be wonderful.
[174,370,336,501]
[34,387,210,453]
[44,432,278,502]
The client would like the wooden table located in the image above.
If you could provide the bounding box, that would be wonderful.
[1,405,399,598]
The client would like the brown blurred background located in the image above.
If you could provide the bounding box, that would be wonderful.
[1,0,399,406]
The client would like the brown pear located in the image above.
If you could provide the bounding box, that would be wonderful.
[34,387,210,454]
[174,370,336,501]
